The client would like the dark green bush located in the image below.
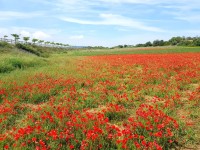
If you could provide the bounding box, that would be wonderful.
[0,63,14,73]
[0,57,46,74]
[8,58,26,69]
[0,41,12,48]
[15,43,49,57]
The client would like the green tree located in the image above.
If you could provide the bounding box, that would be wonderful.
[145,41,152,47]
[164,41,170,46]
[153,40,160,46]
[135,43,145,47]
[44,41,50,46]
[118,45,123,48]
[4,35,8,40]
[193,38,200,46]
[23,37,30,44]
[38,40,44,45]
[169,37,183,45]
[11,34,20,44]
[152,40,164,46]
[63,43,69,47]
[32,38,38,44]
[56,43,60,47]
[124,44,128,48]
[51,42,55,47]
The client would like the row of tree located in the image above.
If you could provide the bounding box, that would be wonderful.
[1,34,69,47]
[115,36,200,48]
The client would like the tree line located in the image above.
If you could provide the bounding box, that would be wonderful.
[115,36,200,48]
[1,34,69,47]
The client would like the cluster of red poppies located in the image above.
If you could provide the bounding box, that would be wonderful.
[0,53,199,149]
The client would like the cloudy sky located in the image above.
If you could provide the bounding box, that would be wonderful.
[0,0,200,46]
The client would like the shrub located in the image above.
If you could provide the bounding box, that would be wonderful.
[0,57,46,74]
[16,43,49,57]
[0,63,15,73]
[0,41,12,48]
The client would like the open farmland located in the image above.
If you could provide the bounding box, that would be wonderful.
[0,47,200,149]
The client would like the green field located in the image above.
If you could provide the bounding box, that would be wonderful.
[68,47,200,56]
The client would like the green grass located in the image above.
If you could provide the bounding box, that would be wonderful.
[0,53,47,74]
[67,46,200,56]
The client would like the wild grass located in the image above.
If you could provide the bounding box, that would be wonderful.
[67,46,200,56]
[0,53,47,74]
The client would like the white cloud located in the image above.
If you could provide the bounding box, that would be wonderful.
[162,6,200,23]
[176,15,200,22]
[99,0,200,6]
[53,0,200,9]
[0,27,52,40]
[32,31,51,39]
[60,13,164,32]
[0,11,44,20]
[99,0,156,4]
[26,0,200,30]
[20,30,31,37]
[115,27,131,32]
[69,35,84,40]
[0,27,7,34]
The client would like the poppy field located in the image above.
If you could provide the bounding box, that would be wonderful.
[0,52,200,149]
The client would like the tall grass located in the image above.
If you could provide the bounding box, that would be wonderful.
[67,46,200,56]
[0,54,47,74]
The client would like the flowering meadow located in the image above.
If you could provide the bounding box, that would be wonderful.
[0,53,200,149]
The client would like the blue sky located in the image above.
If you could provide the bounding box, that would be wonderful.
[0,0,200,46]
